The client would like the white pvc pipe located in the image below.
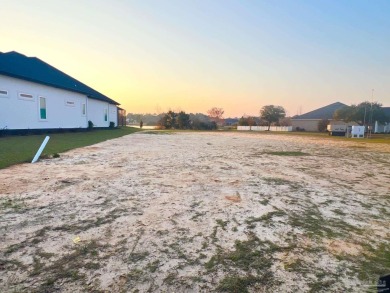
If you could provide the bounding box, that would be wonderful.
[31,136,50,163]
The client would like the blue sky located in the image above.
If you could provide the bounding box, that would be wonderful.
[1,0,389,116]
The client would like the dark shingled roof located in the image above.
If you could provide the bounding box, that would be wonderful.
[0,51,119,105]
[292,102,347,120]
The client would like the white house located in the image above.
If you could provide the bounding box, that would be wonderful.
[374,107,390,133]
[0,51,120,131]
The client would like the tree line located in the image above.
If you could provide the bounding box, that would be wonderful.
[334,101,389,125]
[157,110,217,130]
[238,105,288,130]
[128,101,389,132]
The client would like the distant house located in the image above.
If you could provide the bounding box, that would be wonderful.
[224,118,239,126]
[291,102,347,132]
[374,107,390,133]
[0,51,120,131]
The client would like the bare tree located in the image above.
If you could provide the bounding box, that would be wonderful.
[279,117,291,126]
[207,107,225,126]
[238,116,257,126]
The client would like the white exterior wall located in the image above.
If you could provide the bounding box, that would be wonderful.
[291,119,320,132]
[109,104,118,127]
[0,74,118,129]
[0,75,88,129]
[88,99,111,127]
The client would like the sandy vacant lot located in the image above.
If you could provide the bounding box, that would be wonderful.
[0,131,389,292]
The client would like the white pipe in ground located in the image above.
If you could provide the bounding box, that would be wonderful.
[31,136,50,163]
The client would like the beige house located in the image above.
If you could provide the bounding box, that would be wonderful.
[291,102,347,132]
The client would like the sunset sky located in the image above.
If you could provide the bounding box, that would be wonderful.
[1,0,389,117]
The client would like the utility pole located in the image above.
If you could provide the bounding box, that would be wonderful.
[368,89,374,138]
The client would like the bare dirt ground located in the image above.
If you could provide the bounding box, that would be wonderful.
[1,131,389,293]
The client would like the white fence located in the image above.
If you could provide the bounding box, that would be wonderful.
[237,126,293,132]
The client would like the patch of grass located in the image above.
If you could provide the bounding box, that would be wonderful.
[36,251,55,259]
[364,172,375,177]
[217,274,272,293]
[259,199,270,205]
[145,260,160,273]
[191,211,206,221]
[0,198,26,212]
[357,243,390,280]
[288,208,334,239]
[332,208,346,216]
[128,251,149,263]
[127,268,145,283]
[167,241,194,263]
[31,240,105,292]
[265,151,310,156]
[0,258,27,271]
[52,207,126,233]
[0,127,142,169]
[205,233,277,275]
[262,177,303,190]
[84,262,101,270]
[5,243,26,255]
[246,210,286,226]
[30,257,45,276]
[209,235,277,291]
[308,279,337,293]
[216,219,228,230]
[284,258,305,272]
[209,225,219,243]
[288,205,361,240]
[4,226,51,255]
[163,272,178,285]
[190,201,202,208]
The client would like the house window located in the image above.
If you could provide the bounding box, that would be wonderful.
[18,92,33,100]
[0,90,8,97]
[104,109,108,121]
[39,97,47,120]
[82,103,86,116]
[65,100,75,107]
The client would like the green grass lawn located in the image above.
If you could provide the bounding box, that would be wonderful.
[0,127,142,169]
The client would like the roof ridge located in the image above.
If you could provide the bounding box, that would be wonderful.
[292,102,347,120]
[0,51,119,105]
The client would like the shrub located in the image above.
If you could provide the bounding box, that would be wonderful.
[0,128,8,137]
[318,119,329,132]
[88,120,94,130]
[191,119,217,130]
[109,121,115,128]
